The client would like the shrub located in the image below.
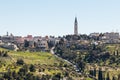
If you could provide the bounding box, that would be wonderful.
[29,64,36,72]
[16,59,24,65]
[3,52,8,57]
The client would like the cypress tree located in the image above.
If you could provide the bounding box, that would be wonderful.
[89,70,93,76]
[98,68,103,80]
[106,72,110,80]
[93,68,96,77]
[118,74,120,80]
[112,76,116,80]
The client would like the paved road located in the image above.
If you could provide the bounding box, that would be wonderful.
[50,47,97,80]
[50,47,82,74]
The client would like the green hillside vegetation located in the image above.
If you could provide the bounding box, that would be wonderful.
[10,51,60,65]
[0,48,82,80]
[105,44,120,53]
[1,43,120,79]
[55,38,120,80]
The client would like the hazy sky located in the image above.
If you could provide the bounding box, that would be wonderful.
[0,0,120,37]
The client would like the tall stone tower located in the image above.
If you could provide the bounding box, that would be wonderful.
[74,17,78,35]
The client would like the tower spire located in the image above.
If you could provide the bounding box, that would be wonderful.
[74,17,78,35]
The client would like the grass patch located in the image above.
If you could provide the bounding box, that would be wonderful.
[0,48,70,76]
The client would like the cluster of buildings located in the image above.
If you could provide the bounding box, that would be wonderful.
[0,33,60,51]
[89,32,120,43]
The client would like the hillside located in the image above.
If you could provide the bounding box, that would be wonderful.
[55,39,120,80]
[0,48,82,80]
